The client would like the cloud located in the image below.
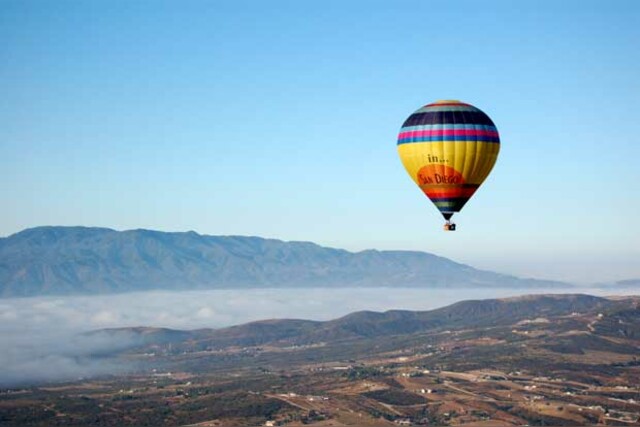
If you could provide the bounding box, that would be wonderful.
[0,330,142,386]
[91,310,120,325]
[196,306,216,319]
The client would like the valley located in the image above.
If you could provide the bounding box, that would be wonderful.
[1,294,639,426]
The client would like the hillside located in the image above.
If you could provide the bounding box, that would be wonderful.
[91,294,616,352]
[0,226,567,297]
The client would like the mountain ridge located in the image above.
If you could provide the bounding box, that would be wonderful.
[0,226,569,297]
[88,293,625,352]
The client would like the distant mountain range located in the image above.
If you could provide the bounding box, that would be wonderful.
[0,226,570,297]
[613,279,640,287]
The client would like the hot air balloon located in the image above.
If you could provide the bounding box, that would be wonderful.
[397,100,500,231]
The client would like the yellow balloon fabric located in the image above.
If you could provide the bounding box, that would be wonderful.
[397,100,500,220]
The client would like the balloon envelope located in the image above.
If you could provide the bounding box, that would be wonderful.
[397,100,500,220]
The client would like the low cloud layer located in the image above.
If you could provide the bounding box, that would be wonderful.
[0,286,624,386]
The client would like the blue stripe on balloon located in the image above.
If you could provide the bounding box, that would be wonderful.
[397,136,500,144]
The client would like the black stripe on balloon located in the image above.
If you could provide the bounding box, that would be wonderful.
[434,198,472,212]
[402,111,495,127]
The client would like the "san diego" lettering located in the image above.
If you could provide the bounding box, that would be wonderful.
[420,173,462,185]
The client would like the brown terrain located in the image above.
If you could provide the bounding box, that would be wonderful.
[1,294,639,426]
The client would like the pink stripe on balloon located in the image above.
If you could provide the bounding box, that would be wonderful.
[398,129,499,139]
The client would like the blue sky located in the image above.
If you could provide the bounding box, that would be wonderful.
[1,0,639,282]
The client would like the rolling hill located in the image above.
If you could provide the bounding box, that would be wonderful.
[91,294,618,351]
